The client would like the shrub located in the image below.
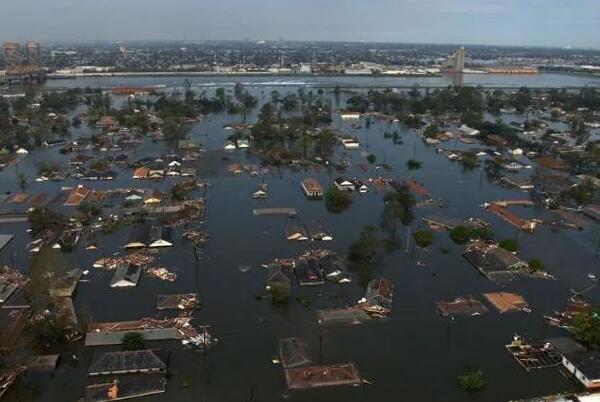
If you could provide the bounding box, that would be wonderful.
[270,284,290,310]
[324,186,352,213]
[458,368,486,392]
[499,239,518,252]
[449,226,472,245]
[407,159,422,170]
[528,259,545,272]
[413,230,435,247]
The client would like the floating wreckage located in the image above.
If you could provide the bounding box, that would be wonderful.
[506,335,562,372]
[146,267,177,282]
[156,294,200,311]
[85,316,217,349]
[93,253,156,270]
[436,296,488,317]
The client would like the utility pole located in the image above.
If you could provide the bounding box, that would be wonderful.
[318,324,323,364]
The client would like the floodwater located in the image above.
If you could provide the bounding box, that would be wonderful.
[2,75,600,402]
[44,72,600,90]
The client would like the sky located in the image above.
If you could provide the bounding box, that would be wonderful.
[1,0,599,48]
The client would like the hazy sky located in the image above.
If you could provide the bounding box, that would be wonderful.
[2,0,599,48]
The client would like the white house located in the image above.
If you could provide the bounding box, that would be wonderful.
[550,337,600,390]
[340,112,361,120]
[459,124,480,136]
[509,148,524,156]
[237,139,250,148]
[341,138,360,149]
[334,177,356,192]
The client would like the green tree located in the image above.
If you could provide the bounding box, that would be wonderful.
[413,230,435,248]
[528,259,545,272]
[28,208,66,236]
[449,226,472,245]
[460,152,479,169]
[499,239,518,252]
[407,159,422,171]
[571,307,600,349]
[424,123,440,138]
[457,368,486,392]
[270,284,290,310]
[325,187,352,213]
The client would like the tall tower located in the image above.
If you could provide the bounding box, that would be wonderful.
[443,46,465,73]
[456,46,465,72]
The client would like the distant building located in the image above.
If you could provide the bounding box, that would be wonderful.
[2,41,42,79]
[443,46,465,73]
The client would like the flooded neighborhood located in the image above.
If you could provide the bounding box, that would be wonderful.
[0,68,600,402]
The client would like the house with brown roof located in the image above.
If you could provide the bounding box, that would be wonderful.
[132,167,149,180]
[64,186,91,206]
[301,178,323,199]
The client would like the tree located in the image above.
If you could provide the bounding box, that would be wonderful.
[366,154,376,164]
[413,230,435,247]
[348,225,381,287]
[325,187,352,213]
[499,239,518,252]
[407,159,422,171]
[122,332,145,351]
[162,119,187,144]
[571,307,600,349]
[171,182,192,201]
[449,226,472,245]
[77,201,102,225]
[457,368,486,392]
[570,178,596,205]
[270,284,290,310]
[381,185,415,243]
[528,259,545,273]
[424,123,440,138]
[28,208,66,236]
[460,152,479,169]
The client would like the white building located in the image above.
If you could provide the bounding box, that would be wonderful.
[459,124,480,136]
[550,337,600,390]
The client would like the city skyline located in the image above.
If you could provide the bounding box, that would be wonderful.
[1,0,599,49]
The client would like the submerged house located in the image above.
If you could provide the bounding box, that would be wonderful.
[252,183,268,199]
[88,350,167,376]
[352,179,368,193]
[360,278,393,317]
[148,226,173,248]
[237,139,250,149]
[295,258,324,286]
[64,186,91,206]
[463,241,529,281]
[306,221,333,241]
[319,255,350,284]
[549,337,600,390]
[124,222,151,249]
[334,177,356,192]
[110,263,142,288]
[266,265,292,290]
[285,225,309,241]
[301,178,323,200]
[132,167,149,180]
